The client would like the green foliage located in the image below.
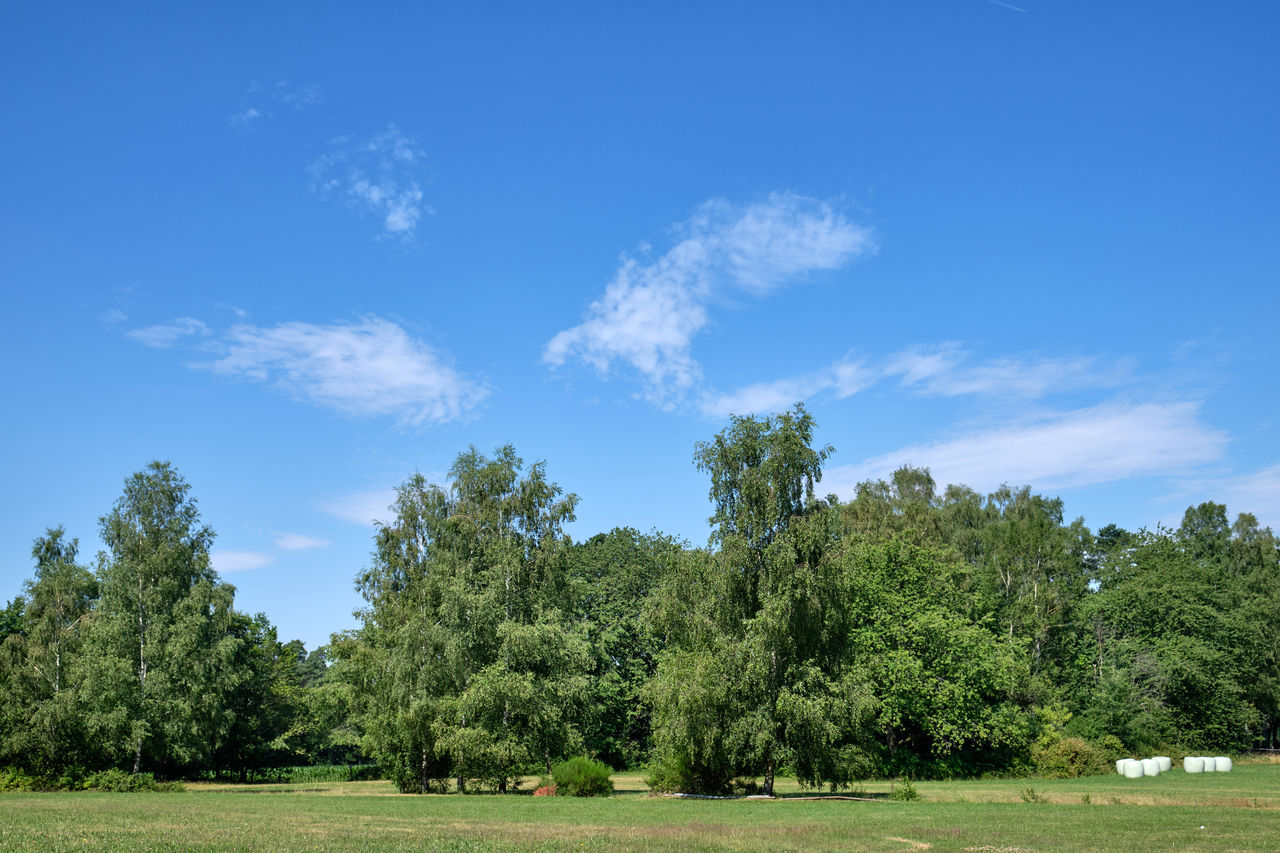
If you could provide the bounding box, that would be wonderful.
[648,406,870,795]
[338,447,590,794]
[85,768,184,792]
[571,528,683,769]
[550,756,613,796]
[0,766,182,791]
[1019,786,1047,803]
[1029,736,1108,778]
[2,415,1279,789]
[889,777,919,800]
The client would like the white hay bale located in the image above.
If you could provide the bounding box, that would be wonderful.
[1213,756,1232,772]
[1123,760,1145,778]
[1155,756,1172,772]
[1116,758,1134,775]
[1202,757,1217,772]
[1141,758,1160,776]
[1184,756,1205,773]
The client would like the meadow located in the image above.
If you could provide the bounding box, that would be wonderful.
[3,763,1279,852]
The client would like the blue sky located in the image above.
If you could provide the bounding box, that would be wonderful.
[2,1,1277,651]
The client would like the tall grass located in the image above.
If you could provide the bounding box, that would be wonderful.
[199,764,381,784]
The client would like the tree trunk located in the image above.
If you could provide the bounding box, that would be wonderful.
[763,756,775,797]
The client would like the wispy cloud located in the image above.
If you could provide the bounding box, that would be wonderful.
[545,193,875,408]
[203,317,486,426]
[1167,462,1280,528]
[699,358,872,418]
[100,308,128,326]
[274,532,331,551]
[229,76,321,127]
[321,489,397,527]
[886,346,1133,398]
[310,126,432,239]
[211,550,275,572]
[125,317,210,349]
[701,347,1131,420]
[822,401,1227,497]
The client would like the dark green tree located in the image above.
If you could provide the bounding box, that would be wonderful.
[649,405,873,795]
[79,461,242,775]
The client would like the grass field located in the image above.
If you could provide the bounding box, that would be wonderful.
[3,764,1279,852]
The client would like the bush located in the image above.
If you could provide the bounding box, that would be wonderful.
[1029,736,1108,778]
[85,769,184,792]
[0,767,40,791]
[889,777,919,801]
[551,756,614,797]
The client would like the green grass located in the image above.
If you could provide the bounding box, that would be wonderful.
[3,765,1279,852]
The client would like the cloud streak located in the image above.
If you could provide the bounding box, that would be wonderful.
[702,347,1134,419]
[822,401,1228,497]
[125,317,210,349]
[699,358,872,418]
[885,346,1133,398]
[321,489,397,527]
[1168,462,1280,529]
[211,550,275,572]
[311,126,431,239]
[545,193,875,407]
[203,317,486,425]
[274,532,331,551]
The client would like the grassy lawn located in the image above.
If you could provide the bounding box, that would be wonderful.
[3,764,1279,852]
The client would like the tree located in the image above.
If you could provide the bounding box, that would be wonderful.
[81,461,241,775]
[570,527,683,769]
[649,405,871,795]
[0,527,96,773]
[340,447,591,793]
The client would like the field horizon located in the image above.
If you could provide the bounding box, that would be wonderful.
[4,763,1278,852]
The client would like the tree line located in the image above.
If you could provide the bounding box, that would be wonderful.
[3,406,1277,792]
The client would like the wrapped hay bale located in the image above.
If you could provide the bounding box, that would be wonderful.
[1155,756,1171,772]
[1213,757,1232,772]
[1184,756,1205,773]
[1141,758,1160,776]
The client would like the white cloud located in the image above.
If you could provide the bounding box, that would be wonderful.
[274,532,331,551]
[211,550,274,572]
[321,489,398,527]
[1168,462,1280,529]
[310,126,432,239]
[545,193,875,407]
[229,77,321,126]
[229,107,262,127]
[125,317,210,349]
[822,401,1228,497]
[702,346,1135,420]
[699,358,871,418]
[100,308,127,325]
[887,346,1133,398]
[203,317,486,425]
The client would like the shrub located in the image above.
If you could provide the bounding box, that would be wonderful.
[551,756,613,797]
[0,767,40,791]
[85,769,184,792]
[1029,736,1108,778]
[889,777,919,801]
